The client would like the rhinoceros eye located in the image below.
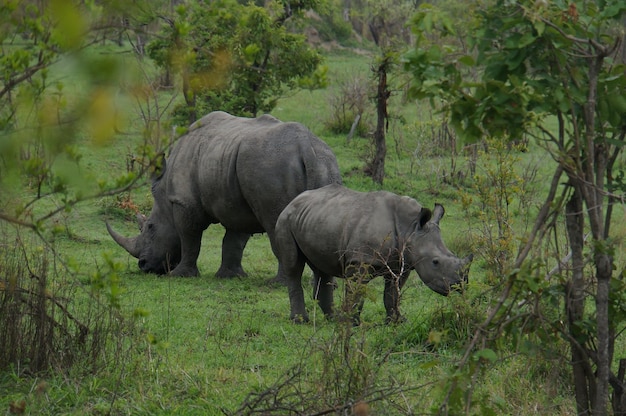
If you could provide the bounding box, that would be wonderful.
[432,258,440,266]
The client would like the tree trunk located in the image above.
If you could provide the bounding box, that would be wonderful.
[565,186,594,415]
[613,359,626,414]
[582,53,611,416]
[368,57,390,185]
[182,69,197,124]
[595,243,613,416]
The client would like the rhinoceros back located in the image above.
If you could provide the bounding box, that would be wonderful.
[161,111,341,236]
[234,118,342,233]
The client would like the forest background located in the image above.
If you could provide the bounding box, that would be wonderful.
[1,0,626,415]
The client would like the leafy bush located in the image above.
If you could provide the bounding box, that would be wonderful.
[148,0,326,123]
[459,138,538,284]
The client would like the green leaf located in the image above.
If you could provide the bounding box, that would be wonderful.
[458,55,475,66]
[474,348,498,363]
[518,32,536,48]
[428,330,444,344]
[243,43,261,61]
[533,19,545,36]
[600,3,626,19]
[504,33,521,49]
[50,0,87,50]
[419,359,441,370]
[607,94,626,115]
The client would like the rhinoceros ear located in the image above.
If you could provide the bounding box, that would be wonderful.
[150,153,166,183]
[431,204,445,224]
[418,207,432,229]
[137,213,147,231]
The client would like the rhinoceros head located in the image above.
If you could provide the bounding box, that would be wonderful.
[409,204,472,295]
[106,164,182,274]
[107,205,181,274]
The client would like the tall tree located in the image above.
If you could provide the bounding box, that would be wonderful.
[405,1,626,414]
[358,0,414,185]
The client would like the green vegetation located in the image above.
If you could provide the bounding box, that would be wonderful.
[1,0,625,415]
[0,46,579,413]
[147,0,326,124]
[405,0,626,413]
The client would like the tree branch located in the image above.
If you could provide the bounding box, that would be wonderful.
[0,61,50,101]
[515,164,564,268]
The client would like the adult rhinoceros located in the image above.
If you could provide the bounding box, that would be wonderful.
[275,184,472,324]
[106,111,342,278]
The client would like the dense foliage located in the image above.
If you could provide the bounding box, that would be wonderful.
[147,0,327,124]
[0,0,147,382]
[405,0,626,414]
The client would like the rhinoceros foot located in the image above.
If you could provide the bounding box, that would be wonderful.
[266,275,287,286]
[290,313,309,324]
[169,264,200,277]
[214,265,248,278]
[385,313,407,325]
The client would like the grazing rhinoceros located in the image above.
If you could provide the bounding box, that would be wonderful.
[275,184,472,324]
[106,111,342,278]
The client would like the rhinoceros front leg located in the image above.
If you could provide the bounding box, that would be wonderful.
[215,230,250,278]
[168,204,204,277]
[383,270,410,324]
[343,281,366,326]
[343,264,370,326]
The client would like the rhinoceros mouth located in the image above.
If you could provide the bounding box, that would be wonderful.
[138,257,179,275]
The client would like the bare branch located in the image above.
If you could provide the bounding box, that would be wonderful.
[514,164,564,268]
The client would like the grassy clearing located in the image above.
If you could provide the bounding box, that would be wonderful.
[3,45,617,414]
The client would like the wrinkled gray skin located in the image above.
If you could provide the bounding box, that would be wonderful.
[275,184,473,324]
[107,111,341,278]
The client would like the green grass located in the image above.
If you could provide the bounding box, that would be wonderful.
[6,44,624,415]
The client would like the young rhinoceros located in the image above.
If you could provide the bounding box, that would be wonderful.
[275,184,472,324]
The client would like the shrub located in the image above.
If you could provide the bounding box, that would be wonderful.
[0,224,131,376]
[325,74,372,138]
[459,138,537,284]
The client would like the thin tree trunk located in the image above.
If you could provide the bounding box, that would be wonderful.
[595,247,612,416]
[613,359,626,414]
[182,69,196,124]
[583,52,611,416]
[369,57,390,185]
[566,186,594,416]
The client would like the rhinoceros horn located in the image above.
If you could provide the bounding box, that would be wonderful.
[106,222,140,258]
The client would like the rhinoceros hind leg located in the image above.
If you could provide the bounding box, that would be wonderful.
[216,230,250,278]
[284,252,308,322]
[264,262,289,285]
[312,272,336,319]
